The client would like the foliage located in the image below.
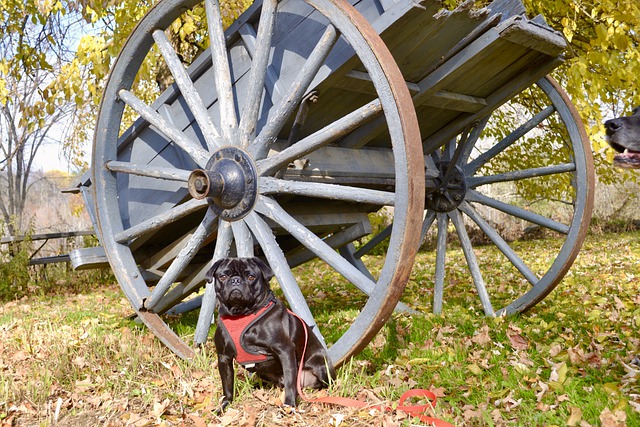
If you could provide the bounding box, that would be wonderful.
[0,221,114,302]
[0,224,32,301]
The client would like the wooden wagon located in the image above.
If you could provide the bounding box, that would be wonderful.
[72,0,594,366]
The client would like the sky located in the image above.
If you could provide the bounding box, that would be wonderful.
[34,144,73,172]
[31,108,91,172]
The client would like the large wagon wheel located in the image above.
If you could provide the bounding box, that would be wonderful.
[352,76,594,315]
[92,0,423,366]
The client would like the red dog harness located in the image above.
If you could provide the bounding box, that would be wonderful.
[218,301,275,366]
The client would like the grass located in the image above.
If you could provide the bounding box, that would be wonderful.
[1,230,639,426]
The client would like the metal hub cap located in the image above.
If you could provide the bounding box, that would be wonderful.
[425,162,467,213]
[188,147,258,221]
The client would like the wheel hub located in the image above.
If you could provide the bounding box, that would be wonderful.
[188,147,258,221]
[425,162,467,213]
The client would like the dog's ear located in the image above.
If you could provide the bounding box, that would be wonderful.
[251,257,274,283]
[205,258,226,283]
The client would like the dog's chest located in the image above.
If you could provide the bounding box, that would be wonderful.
[218,301,275,366]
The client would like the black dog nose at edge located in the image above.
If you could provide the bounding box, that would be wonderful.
[229,276,242,286]
[605,119,622,133]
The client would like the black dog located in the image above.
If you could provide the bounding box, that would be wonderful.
[205,257,335,411]
[604,108,640,367]
[605,106,640,169]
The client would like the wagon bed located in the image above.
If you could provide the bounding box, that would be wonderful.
[74,0,594,365]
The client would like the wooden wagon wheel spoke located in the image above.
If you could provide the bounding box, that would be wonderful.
[231,219,254,257]
[152,29,223,151]
[114,198,208,244]
[256,99,382,176]
[468,162,577,187]
[153,262,210,315]
[448,209,494,316]
[204,0,237,138]
[244,211,326,346]
[438,125,471,181]
[433,212,447,315]
[145,207,219,310]
[254,197,378,294]
[194,220,232,345]
[466,189,569,234]
[259,177,395,205]
[349,201,433,261]
[419,209,436,248]
[239,0,277,146]
[105,161,192,182]
[458,201,538,285]
[458,116,490,166]
[352,224,392,259]
[251,24,339,158]
[465,105,556,175]
[117,89,211,168]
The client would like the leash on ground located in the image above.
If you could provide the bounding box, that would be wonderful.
[291,312,455,427]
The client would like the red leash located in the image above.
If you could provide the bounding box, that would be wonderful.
[292,312,455,427]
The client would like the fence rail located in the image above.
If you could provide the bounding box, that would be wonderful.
[1,230,96,266]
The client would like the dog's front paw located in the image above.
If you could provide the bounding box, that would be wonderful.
[280,404,296,415]
[215,400,231,416]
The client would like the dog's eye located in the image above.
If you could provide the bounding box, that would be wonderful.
[218,274,228,281]
[247,274,256,281]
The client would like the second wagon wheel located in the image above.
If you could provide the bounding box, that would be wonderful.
[92,0,424,366]
[352,76,594,316]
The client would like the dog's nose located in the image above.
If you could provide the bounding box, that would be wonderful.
[605,118,622,133]
[229,276,242,286]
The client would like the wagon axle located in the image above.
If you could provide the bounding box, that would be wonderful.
[425,162,467,213]
[187,147,258,221]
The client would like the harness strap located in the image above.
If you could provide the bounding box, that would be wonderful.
[289,311,455,427]
[219,301,275,365]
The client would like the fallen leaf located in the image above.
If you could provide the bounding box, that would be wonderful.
[599,407,626,427]
[536,381,549,402]
[150,399,170,418]
[567,346,585,364]
[461,404,482,420]
[125,413,152,427]
[467,363,483,375]
[75,376,96,392]
[219,408,240,426]
[549,343,563,357]
[471,325,491,346]
[330,413,345,426]
[567,406,583,426]
[72,356,87,368]
[11,350,29,362]
[549,362,567,384]
[381,414,399,427]
[429,386,446,398]
[507,332,529,350]
[187,414,207,427]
